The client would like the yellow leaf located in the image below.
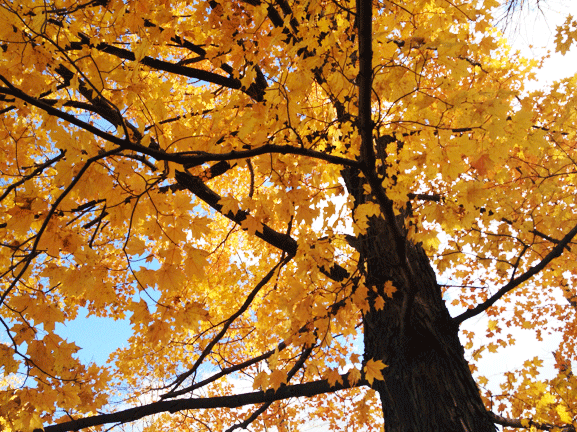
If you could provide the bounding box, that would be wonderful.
[253,371,268,390]
[374,295,385,310]
[488,320,498,331]
[183,246,208,278]
[364,359,387,385]
[219,196,240,217]
[147,320,170,345]
[130,299,151,326]
[325,368,343,387]
[383,281,397,298]
[240,215,261,235]
[30,12,45,32]
[471,153,494,176]
[348,367,362,386]
[0,345,19,375]
[556,405,573,424]
[268,369,286,391]
[134,38,151,62]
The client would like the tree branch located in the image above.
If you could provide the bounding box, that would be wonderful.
[0,146,122,311]
[0,149,66,203]
[161,284,355,400]
[41,373,368,432]
[356,0,407,268]
[1,77,351,173]
[71,37,243,91]
[454,221,577,325]
[174,170,298,255]
[114,142,361,174]
[160,333,294,400]
[177,144,362,169]
[174,170,350,281]
[65,34,268,101]
[489,411,576,432]
[407,193,442,202]
[356,0,414,346]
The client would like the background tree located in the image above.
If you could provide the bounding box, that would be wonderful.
[1,0,577,431]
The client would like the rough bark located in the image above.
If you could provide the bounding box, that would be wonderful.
[343,166,496,432]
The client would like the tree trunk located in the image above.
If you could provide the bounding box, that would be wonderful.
[343,167,496,432]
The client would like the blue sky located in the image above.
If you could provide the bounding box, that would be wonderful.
[55,310,134,365]
[51,253,163,366]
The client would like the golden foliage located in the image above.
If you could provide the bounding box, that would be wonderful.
[0,0,576,430]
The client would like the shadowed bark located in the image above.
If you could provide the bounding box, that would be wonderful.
[343,165,496,432]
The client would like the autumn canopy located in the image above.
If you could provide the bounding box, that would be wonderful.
[1,0,577,430]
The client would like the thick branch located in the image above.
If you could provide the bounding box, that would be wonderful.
[178,144,362,169]
[53,64,126,130]
[407,193,441,202]
[66,35,267,100]
[356,0,415,346]
[72,39,243,91]
[357,0,373,163]
[356,0,407,267]
[174,170,350,281]
[42,374,368,432]
[174,170,298,255]
[454,221,577,325]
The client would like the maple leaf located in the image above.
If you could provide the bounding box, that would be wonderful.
[470,153,495,176]
[134,39,151,62]
[347,367,362,387]
[364,360,388,385]
[130,299,151,327]
[219,196,240,217]
[240,215,261,236]
[253,371,268,391]
[383,281,397,299]
[325,368,344,387]
[268,369,287,391]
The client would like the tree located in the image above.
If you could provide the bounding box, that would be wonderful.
[1,0,577,430]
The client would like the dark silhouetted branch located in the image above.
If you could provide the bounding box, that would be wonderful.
[43,373,368,432]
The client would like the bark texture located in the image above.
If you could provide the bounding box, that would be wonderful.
[343,166,496,432]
